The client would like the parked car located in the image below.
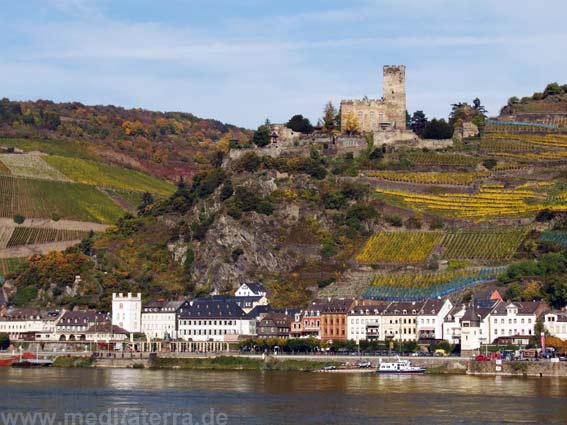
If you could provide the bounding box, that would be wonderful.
[434,349,448,357]
[475,354,490,361]
[357,360,372,368]
[322,365,337,371]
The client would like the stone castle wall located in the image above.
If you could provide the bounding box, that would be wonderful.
[340,65,406,132]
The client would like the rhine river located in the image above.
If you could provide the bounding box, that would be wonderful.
[1,368,566,424]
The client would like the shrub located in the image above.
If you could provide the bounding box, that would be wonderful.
[385,214,403,227]
[13,214,25,224]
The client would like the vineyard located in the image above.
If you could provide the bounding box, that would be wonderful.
[0,258,25,277]
[0,154,70,181]
[367,171,488,186]
[0,227,14,249]
[376,184,548,221]
[356,231,442,264]
[6,227,90,247]
[363,267,507,301]
[441,229,526,261]
[0,175,124,223]
[538,231,567,248]
[44,156,175,195]
[404,152,480,167]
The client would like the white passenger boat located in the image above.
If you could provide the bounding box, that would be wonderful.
[377,358,425,374]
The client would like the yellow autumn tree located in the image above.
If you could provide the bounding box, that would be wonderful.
[342,112,361,135]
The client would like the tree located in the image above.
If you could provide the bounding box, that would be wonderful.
[322,101,338,133]
[286,114,313,134]
[505,282,523,301]
[253,124,271,147]
[342,112,360,135]
[422,119,453,139]
[0,333,9,350]
[544,82,562,97]
[137,192,154,216]
[409,110,428,137]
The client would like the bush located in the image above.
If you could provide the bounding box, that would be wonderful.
[385,214,403,227]
[13,214,25,224]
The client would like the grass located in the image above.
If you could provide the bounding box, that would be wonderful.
[0,175,125,223]
[0,258,25,276]
[150,356,265,370]
[149,356,342,371]
[0,138,97,160]
[44,155,175,195]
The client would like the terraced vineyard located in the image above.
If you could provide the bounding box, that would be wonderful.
[0,175,124,223]
[356,231,442,264]
[6,227,90,247]
[44,156,175,195]
[367,171,488,186]
[441,229,526,261]
[0,258,25,277]
[376,184,548,221]
[363,267,506,301]
[404,152,480,167]
[0,154,70,181]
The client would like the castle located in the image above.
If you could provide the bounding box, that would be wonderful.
[340,65,407,133]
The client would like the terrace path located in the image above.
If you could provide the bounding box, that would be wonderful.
[0,218,108,232]
[0,240,82,258]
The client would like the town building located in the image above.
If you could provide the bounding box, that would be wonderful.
[177,300,256,342]
[380,301,428,342]
[112,292,141,333]
[85,322,130,345]
[320,298,355,342]
[416,299,453,341]
[347,300,391,342]
[290,302,326,339]
[56,310,109,341]
[0,308,63,341]
[544,311,567,340]
[257,312,292,339]
[235,283,267,298]
[489,301,548,343]
[141,300,190,340]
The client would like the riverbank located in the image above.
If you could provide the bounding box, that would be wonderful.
[37,354,567,377]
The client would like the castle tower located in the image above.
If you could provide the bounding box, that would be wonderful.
[383,65,406,130]
[112,292,142,333]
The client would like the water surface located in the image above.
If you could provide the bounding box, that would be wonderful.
[1,368,566,424]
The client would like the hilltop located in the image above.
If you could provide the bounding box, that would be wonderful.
[4,81,567,312]
[0,98,251,181]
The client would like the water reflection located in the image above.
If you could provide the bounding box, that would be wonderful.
[1,368,566,424]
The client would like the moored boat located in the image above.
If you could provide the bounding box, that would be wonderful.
[11,359,53,368]
[377,358,425,374]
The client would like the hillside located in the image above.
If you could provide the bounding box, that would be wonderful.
[0,98,251,181]
[5,88,567,312]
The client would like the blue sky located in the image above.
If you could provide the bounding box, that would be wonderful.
[1,0,566,128]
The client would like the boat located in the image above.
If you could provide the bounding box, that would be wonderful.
[11,359,53,368]
[0,357,16,367]
[377,358,425,374]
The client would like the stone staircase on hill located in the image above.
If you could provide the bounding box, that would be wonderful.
[318,268,375,298]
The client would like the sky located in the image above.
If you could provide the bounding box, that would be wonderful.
[1,0,567,129]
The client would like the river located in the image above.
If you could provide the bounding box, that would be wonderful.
[1,368,566,424]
